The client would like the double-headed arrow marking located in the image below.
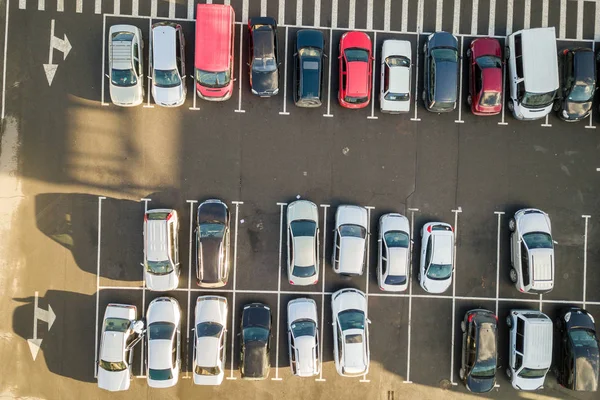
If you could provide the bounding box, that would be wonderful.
[43,19,72,86]
[27,291,56,360]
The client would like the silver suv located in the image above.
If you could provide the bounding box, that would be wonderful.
[143,209,180,291]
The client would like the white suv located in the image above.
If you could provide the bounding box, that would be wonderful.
[142,209,180,291]
[151,22,187,107]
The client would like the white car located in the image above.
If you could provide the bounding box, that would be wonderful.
[287,200,320,285]
[146,297,181,388]
[97,304,144,391]
[332,205,368,276]
[193,296,228,385]
[151,22,186,107]
[380,40,412,113]
[287,298,320,377]
[108,25,144,106]
[418,222,454,293]
[143,209,180,291]
[331,289,370,377]
[378,213,411,291]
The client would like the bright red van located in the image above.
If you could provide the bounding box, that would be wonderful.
[195,4,235,101]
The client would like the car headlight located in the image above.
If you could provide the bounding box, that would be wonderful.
[564,312,571,323]
[562,110,569,119]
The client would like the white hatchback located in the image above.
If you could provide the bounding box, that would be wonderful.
[419,222,454,293]
[287,298,320,377]
[287,200,320,285]
[151,22,186,107]
[146,297,181,388]
[378,213,411,291]
[380,40,412,113]
[332,205,368,276]
[193,296,228,385]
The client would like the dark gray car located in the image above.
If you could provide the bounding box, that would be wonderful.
[460,309,498,393]
[423,32,459,113]
[249,17,279,97]
[196,199,230,287]
[293,29,324,107]
[240,303,272,380]
[554,48,595,122]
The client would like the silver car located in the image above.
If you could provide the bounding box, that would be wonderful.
[108,25,144,106]
[97,304,144,391]
[377,213,411,291]
[151,22,186,107]
[142,209,180,291]
[287,200,319,285]
[418,222,454,293]
[146,297,181,388]
[193,296,228,385]
[332,205,368,276]
[287,298,320,377]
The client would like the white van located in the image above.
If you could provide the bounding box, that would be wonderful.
[506,310,552,391]
[506,27,559,120]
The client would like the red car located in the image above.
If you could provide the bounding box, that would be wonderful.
[338,32,373,109]
[467,38,503,115]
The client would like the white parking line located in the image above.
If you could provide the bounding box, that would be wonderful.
[314,0,321,27]
[151,0,157,18]
[112,0,119,15]
[471,0,478,35]
[235,24,245,113]
[494,212,504,316]
[349,0,355,30]
[582,215,590,307]
[436,0,443,32]
[366,0,373,31]
[316,204,329,382]
[190,73,200,110]
[596,1,600,41]
[57,0,64,12]
[455,36,464,124]
[411,34,421,122]
[404,208,419,384]
[261,0,267,17]
[185,200,197,378]
[140,198,151,376]
[101,14,109,106]
[187,0,194,20]
[296,0,302,26]
[541,114,551,128]
[524,0,531,30]
[132,0,138,16]
[506,0,513,35]
[227,201,243,380]
[367,32,378,120]
[242,0,248,24]
[279,26,290,116]
[542,0,549,27]
[95,0,102,14]
[1,0,10,120]
[93,196,106,379]
[449,207,462,385]
[498,60,507,125]
[19,0,25,10]
[272,202,287,381]
[576,0,584,40]
[488,0,496,36]
[323,28,334,117]
[401,0,408,33]
[38,0,44,11]
[279,0,285,25]
[453,0,460,36]
[169,0,175,19]
[360,205,375,384]
[144,18,154,108]
[384,0,392,32]
[331,0,337,29]
[559,0,567,39]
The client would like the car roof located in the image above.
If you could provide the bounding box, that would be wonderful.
[242,304,271,329]
[347,62,369,97]
[340,237,365,274]
[110,28,135,70]
[433,59,458,102]
[293,237,316,267]
[515,27,559,93]
[101,332,126,362]
[388,63,411,93]
[481,68,502,93]
[194,5,234,71]
[300,57,321,100]
[387,248,408,276]
[253,27,275,59]
[475,322,497,364]
[149,340,173,369]
[573,49,595,85]
[432,234,453,264]
[152,25,177,70]
[146,219,169,261]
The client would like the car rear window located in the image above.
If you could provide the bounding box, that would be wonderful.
[146,212,169,220]
[384,92,410,101]
[292,265,317,277]
[149,368,174,381]
[344,95,369,104]
[105,317,131,333]
[384,275,407,285]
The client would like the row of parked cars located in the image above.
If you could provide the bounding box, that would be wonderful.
[107,4,596,121]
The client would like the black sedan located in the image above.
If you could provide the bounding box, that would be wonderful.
[423,31,459,113]
[555,48,595,122]
[555,307,599,392]
[196,199,230,287]
[248,17,279,97]
[293,29,324,107]
[459,309,498,393]
[240,303,272,380]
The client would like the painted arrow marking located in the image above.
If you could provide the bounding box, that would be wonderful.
[43,19,72,86]
[27,291,56,360]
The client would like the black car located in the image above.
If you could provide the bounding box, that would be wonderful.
[554,48,595,122]
[240,303,272,380]
[423,31,459,113]
[555,307,599,392]
[248,17,279,97]
[459,309,498,393]
[293,29,324,107]
[196,199,230,287]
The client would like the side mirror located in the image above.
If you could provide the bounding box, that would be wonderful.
[140,262,145,267]
[132,320,145,334]
[233,78,237,82]
[139,74,144,79]
[553,240,558,245]
[105,74,109,79]
[366,319,372,324]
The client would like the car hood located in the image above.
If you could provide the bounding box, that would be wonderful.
[97,368,130,392]
[565,310,596,331]
[380,214,409,232]
[422,275,452,293]
[145,271,178,291]
[243,341,269,378]
[512,375,545,391]
[110,83,143,106]
[519,212,551,234]
[288,299,318,324]
[563,99,592,119]
[388,248,408,276]
[339,237,366,274]
[466,375,496,393]
[471,38,501,58]
[336,206,368,227]
[574,349,599,391]
[287,201,318,222]
[252,70,278,94]
[334,289,367,312]
[198,202,228,224]
[295,335,318,376]
[429,32,458,49]
[195,297,227,326]
[153,85,184,106]
[347,62,369,97]
[198,238,223,284]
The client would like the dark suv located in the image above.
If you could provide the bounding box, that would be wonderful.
[555,48,595,122]
[293,29,324,107]
[423,31,459,112]
[555,307,599,392]
[459,309,498,393]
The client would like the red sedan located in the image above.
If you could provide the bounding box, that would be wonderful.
[338,32,373,109]
[467,38,503,115]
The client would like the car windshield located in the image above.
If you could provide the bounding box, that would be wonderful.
[199,223,225,239]
[568,84,594,102]
[148,321,175,340]
[252,57,277,72]
[338,309,365,331]
[386,56,410,67]
[339,224,366,238]
[432,48,458,63]
[518,367,548,379]
[99,360,127,372]
[476,55,502,69]
[153,69,181,88]
[384,275,407,285]
[426,263,453,280]
[291,319,316,338]
[299,47,321,57]
[384,231,409,248]
[471,363,496,379]
[344,95,369,104]
[146,260,173,275]
[148,368,173,381]
[104,317,131,332]
[480,91,501,107]
[111,69,137,87]
[196,322,223,338]
[195,69,231,88]
[243,326,269,342]
[292,265,317,277]
[344,48,369,62]
[195,365,221,376]
[291,220,317,237]
[569,328,599,348]
[384,92,410,101]
[521,91,555,107]
[522,232,553,249]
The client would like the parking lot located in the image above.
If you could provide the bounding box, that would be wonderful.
[1,1,600,400]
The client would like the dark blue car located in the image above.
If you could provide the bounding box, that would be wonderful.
[293,30,324,107]
[423,32,459,113]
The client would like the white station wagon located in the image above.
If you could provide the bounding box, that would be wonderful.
[108,25,144,106]
[142,209,180,291]
[380,40,412,113]
[287,298,320,377]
